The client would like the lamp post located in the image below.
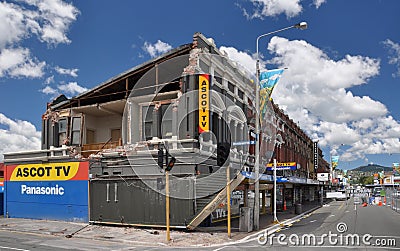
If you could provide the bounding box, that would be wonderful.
[254,22,307,230]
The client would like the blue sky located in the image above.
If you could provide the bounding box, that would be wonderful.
[1,0,400,170]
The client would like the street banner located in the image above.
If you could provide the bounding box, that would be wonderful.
[259,69,284,123]
[331,155,339,170]
[393,162,400,176]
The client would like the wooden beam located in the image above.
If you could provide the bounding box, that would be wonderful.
[187,172,245,230]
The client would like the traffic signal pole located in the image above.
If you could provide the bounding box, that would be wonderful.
[227,164,231,238]
[158,144,175,242]
[166,170,170,241]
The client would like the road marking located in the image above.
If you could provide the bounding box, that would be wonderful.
[329,214,335,217]
[310,220,317,223]
[0,246,30,251]
[213,246,227,251]
[338,202,345,210]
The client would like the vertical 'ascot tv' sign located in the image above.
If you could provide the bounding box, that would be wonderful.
[198,74,210,133]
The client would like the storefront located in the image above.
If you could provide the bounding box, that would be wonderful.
[4,161,89,222]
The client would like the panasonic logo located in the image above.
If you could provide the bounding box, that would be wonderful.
[21,184,65,195]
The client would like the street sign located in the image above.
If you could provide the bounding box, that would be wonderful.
[232,141,255,146]
[317,173,329,182]
[266,162,297,170]
[313,141,318,171]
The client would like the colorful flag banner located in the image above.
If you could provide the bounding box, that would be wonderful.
[331,155,339,170]
[393,162,400,176]
[259,68,284,123]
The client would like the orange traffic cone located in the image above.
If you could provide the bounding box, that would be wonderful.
[283,200,287,211]
[378,201,382,206]
[384,196,386,205]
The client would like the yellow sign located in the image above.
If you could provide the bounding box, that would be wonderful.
[198,74,209,133]
[10,162,81,181]
[266,162,296,167]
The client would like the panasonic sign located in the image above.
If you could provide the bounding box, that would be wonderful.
[20,184,65,195]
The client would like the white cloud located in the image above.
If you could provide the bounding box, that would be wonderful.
[0,47,45,78]
[220,37,400,162]
[44,75,54,84]
[240,0,327,19]
[242,0,302,19]
[55,66,78,77]
[313,0,327,9]
[41,85,57,95]
[0,0,79,80]
[57,81,87,95]
[0,2,27,49]
[383,39,400,77]
[143,40,173,57]
[220,46,257,74]
[24,0,80,45]
[0,0,79,48]
[0,113,41,161]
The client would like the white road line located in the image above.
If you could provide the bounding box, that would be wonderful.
[213,246,228,251]
[0,246,30,251]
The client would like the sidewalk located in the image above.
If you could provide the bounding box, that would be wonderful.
[0,200,322,248]
[205,200,322,240]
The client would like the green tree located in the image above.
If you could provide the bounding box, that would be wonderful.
[359,176,374,185]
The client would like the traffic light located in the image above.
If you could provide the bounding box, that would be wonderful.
[217,142,230,166]
[157,147,176,171]
[158,148,164,169]
[165,152,176,172]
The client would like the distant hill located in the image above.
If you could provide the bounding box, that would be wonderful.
[351,164,391,172]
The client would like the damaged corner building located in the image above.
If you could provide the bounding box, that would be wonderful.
[3,32,328,229]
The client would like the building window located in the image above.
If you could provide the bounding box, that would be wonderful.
[161,104,172,138]
[86,129,95,144]
[71,117,81,145]
[228,81,235,93]
[58,118,68,146]
[214,76,223,85]
[142,105,154,140]
[111,128,121,142]
[238,89,244,100]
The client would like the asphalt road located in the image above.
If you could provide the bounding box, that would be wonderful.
[216,197,400,250]
[0,229,137,251]
[1,198,399,250]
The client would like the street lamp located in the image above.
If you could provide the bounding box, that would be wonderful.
[254,22,307,230]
